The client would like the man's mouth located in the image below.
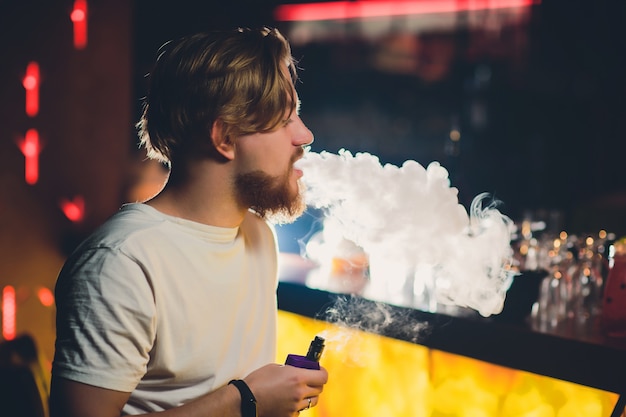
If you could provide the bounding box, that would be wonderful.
[292,149,305,177]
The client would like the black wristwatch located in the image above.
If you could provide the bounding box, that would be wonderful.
[229,379,258,417]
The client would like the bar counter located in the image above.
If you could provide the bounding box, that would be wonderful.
[276,280,626,417]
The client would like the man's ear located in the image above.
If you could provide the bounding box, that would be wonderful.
[211,119,235,160]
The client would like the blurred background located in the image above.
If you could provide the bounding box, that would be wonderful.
[0,0,625,368]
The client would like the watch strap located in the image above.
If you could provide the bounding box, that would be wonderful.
[229,379,257,417]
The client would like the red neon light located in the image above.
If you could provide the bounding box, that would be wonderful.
[37,287,55,307]
[274,0,541,21]
[22,61,40,117]
[16,128,41,185]
[2,286,16,341]
[60,195,85,223]
[71,0,88,49]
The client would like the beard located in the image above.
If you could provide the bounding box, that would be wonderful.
[235,168,306,225]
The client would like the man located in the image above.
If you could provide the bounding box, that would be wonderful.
[50,27,328,417]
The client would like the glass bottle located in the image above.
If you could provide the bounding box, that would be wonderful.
[601,237,626,337]
[571,235,605,322]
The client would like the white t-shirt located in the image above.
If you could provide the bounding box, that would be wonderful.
[53,203,279,414]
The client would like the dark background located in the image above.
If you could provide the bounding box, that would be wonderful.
[133,0,626,234]
[0,0,625,359]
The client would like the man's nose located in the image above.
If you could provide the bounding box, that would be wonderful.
[293,117,314,146]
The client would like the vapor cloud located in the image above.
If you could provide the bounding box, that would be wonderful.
[297,149,516,317]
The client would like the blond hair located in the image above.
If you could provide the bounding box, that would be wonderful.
[136,27,297,165]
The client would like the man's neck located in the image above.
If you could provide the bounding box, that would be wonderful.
[145,161,246,228]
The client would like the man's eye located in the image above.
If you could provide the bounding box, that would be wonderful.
[283,119,293,126]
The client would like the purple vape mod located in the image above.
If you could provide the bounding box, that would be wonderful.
[285,336,325,370]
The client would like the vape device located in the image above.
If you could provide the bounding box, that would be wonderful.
[285,336,325,370]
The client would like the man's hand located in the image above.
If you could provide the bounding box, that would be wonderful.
[244,363,329,417]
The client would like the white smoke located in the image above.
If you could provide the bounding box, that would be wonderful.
[297,149,517,317]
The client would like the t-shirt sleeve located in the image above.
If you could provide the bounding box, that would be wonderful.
[53,247,156,392]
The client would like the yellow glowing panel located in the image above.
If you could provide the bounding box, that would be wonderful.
[277,310,620,417]
[277,310,431,417]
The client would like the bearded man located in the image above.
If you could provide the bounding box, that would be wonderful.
[50,27,328,417]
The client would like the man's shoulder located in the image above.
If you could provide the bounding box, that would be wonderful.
[241,211,277,247]
[76,204,167,252]
[241,210,274,232]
